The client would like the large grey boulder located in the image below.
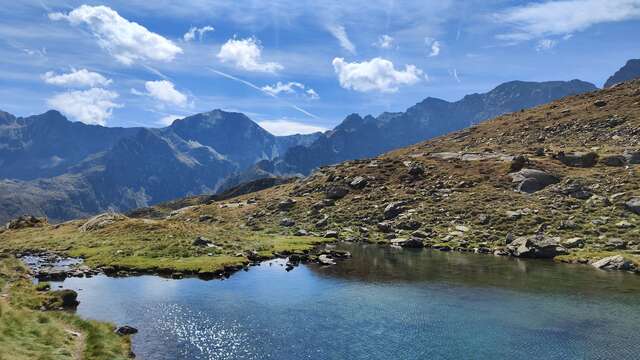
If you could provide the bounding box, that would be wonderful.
[509,168,559,193]
[507,235,568,258]
[592,255,635,271]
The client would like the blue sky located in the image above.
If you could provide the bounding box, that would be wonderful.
[1,1,639,134]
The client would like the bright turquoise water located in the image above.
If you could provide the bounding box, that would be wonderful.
[53,245,640,359]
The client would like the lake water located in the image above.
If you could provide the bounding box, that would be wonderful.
[51,244,640,359]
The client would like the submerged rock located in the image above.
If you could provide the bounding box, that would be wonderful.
[318,255,336,266]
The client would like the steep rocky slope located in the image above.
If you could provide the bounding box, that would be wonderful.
[605,59,640,88]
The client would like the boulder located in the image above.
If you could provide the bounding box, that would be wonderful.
[411,230,430,238]
[315,216,329,229]
[80,213,127,232]
[192,236,215,247]
[50,289,79,309]
[324,230,339,238]
[294,229,309,236]
[623,150,640,164]
[555,182,593,200]
[396,220,422,230]
[592,255,635,271]
[277,198,296,211]
[376,221,394,233]
[325,186,349,200]
[349,176,368,189]
[383,202,406,220]
[507,235,568,258]
[115,325,139,336]
[509,155,528,172]
[555,151,598,168]
[625,197,640,214]
[408,164,425,177]
[563,238,585,249]
[593,99,607,107]
[604,238,627,250]
[5,215,48,230]
[509,168,559,193]
[600,155,627,167]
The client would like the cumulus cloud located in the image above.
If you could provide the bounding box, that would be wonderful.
[183,25,214,42]
[47,88,121,126]
[217,37,283,73]
[260,81,319,99]
[425,37,441,57]
[49,5,182,65]
[374,34,394,49]
[495,0,640,41]
[158,114,183,126]
[42,68,112,88]
[258,119,326,136]
[327,25,356,54]
[143,80,188,107]
[535,38,557,52]
[332,57,424,93]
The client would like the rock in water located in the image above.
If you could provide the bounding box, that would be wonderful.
[115,325,139,336]
[318,255,336,265]
[592,255,635,271]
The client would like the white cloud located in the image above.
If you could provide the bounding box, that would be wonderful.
[425,37,441,57]
[144,80,188,107]
[535,38,557,52]
[260,81,319,99]
[42,68,112,88]
[47,88,121,126]
[183,25,214,42]
[158,114,183,126]
[216,37,283,73]
[327,25,356,54]
[332,57,424,93]
[258,119,326,136]
[49,5,182,65]
[495,0,640,40]
[374,34,394,49]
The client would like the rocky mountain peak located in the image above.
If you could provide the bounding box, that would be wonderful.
[605,59,640,88]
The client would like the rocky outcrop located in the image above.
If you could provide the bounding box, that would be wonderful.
[604,59,640,88]
[80,213,127,232]
[507,235,568,259]
[5,215,47,230]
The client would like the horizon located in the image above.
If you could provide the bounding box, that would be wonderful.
[1,1,639,134]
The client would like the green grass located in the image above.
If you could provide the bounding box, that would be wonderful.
[0,257,131,360]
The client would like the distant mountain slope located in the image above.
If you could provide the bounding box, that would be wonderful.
[604,59,640,88]
[275,80,598,175]
[0,110,318,223]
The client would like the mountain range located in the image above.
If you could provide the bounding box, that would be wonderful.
[1,59,637,224]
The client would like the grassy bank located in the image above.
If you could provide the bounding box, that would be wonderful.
[0,256,131,360]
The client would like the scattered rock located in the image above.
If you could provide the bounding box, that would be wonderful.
[555,151,598,168]
[623,150,640,164]
[349,176,368,189]
[411,230,430,238]
[325,186,349,200]
[604,238,627,250]
[324,230,339,238]
[396,220,422,231]
[80,213,127,232]
[277,198,297,211]
[383,202,406,220]
[408,164,425,177]
[592,255,635,271]
[192,236,215,247]
[51,289,79,309]
[294,229,309,236]
[625,197,640,214]
[616,220,634,228]
[115,326,138,336]
[593,99,607,107]
[600,155,627,167]
[377,221,394,233]
[279,218,295,227]
[315,216,329,229]
[5,215,48,230]
[509,155,528,172]
[390,237,424,248]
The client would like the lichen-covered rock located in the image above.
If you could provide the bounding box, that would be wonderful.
[80,213,127,232]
